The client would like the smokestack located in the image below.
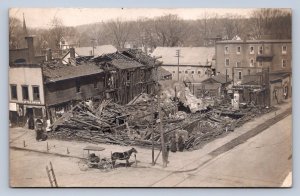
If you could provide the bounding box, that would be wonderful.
[70,47,75,58]
[25,36,34,63]
[46,48,52,62]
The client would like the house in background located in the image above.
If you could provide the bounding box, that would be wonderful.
[151,47,215,83]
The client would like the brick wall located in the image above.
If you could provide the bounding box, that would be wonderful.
[216,40,292,78]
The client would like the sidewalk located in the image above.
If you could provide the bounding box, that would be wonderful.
[9,99,292,172]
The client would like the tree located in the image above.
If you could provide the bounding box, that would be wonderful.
[49,17,65,49]
[9,17,24,49]
[104,19,133,49]
[153,14,189,47]
[249,8,292,39]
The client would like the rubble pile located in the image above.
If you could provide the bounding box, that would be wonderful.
[48,93,275,150]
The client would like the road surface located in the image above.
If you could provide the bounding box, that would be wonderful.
[152,115,292,187]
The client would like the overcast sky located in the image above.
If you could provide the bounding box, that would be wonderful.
[9,8,256,29]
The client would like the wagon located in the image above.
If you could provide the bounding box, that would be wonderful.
[78,145,113,172]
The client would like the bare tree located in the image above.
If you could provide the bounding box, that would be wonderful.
[49,17,65,49]
[9,17,24,49]
[104,19,133,49]
[250,8,292,39]
[153,14,189,47]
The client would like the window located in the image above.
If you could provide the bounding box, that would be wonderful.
[225,58,230,67]
[258,46,263,55]
[22,85,29,100]
[250,46,254,54]
[248,70,251,75]
[282,45,287,54]
[32,86,40,101]
[179,71,182,74]
[172,71,175,74]
[10,84,17,100]
[93,81,98,89]
[258,61,263,67]
[237,46,241,54]
[198,71,201,75]
[250,59,254,67]
[191,71,194,74]
[126,72,130,81]
[238,71,242,80]
[282,59,287,67]
[75,81,81,93]
[185,70,188,74]
[224,46,229,54]
[236,62,241,67]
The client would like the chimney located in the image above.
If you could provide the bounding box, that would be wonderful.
[46,48,52,62]
[70,47,75,58]
[25,36,35,63]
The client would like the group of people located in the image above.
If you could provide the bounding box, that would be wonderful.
[168,134,185,153]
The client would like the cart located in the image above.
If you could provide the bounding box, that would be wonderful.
[78,145,113,172]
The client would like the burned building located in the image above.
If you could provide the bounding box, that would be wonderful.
[9,47,159,128]
[42,63,106,123]
[92,49,158,105]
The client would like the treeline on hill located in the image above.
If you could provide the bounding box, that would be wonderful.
[9,8,291,54]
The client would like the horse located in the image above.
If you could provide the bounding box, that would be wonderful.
[111,148,138,168]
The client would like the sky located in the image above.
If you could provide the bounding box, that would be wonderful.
[9,8,255,29]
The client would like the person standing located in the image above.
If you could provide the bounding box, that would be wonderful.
[170,135,177,153]
[178,135,185,152]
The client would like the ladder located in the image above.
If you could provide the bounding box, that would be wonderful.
[46,161,58,187]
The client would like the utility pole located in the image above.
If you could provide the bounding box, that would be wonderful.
[157,87,167,168]
[175,49,181,81]
[90,38,96,56]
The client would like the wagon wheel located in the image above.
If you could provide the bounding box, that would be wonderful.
[78,159,89,171]
[101,161,113,172]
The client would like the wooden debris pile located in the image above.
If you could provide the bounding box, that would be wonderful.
[48,94,275,150]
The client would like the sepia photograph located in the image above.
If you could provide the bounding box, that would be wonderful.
[8,8,292,187]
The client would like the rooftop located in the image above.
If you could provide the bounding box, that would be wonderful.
[151,47,215,66]
[216,39,291,44]
[42,63,103,83]
[94,52,146,70]
[75,45,117,56]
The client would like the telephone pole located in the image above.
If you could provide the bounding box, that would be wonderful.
[90,38,96,56]
[175,49,181,81]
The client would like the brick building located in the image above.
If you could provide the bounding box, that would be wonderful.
[215,39,292,80]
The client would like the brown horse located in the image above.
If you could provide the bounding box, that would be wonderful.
[111,148,138,168]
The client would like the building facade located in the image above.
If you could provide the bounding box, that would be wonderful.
[9,64,46,128]
[215,39,292,79]
[151,47,215,83]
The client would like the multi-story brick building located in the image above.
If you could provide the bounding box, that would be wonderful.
[215,39,292,81]
[215,39,292,106]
